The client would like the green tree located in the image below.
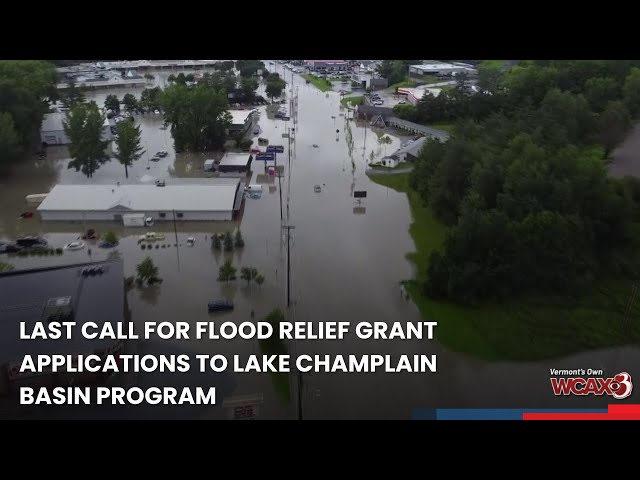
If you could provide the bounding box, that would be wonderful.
[0,112,21,173]
[122,93,138,111]
[103,231,118,244]
[584,77,621,113]
[215,61,235,73]
[136,257,159,285]
[255,274,265,286]
[167,74,176,83]
[223,231,234,252]
[140,87,162,113]
[104,94,120,114]
[599,100,631,158]
[235,60,263,78]
[144,73,155,81]
[240,266,259,285]
[623,67,640,117]
[161,83,231,151]
[217,259,237,282]
[223,72,237,93]
[115,120,145,178]
[212,234,222,250]
[0,60,57,151]
[234,229,245,247]
[378,135,393,156]
[266,78,286,101]
[61,77,86,109]
[241,77,259,103]
[64,102,110,178]
[477,61,503,93]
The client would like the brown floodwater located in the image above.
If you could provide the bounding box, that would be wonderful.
[1,65,639,419]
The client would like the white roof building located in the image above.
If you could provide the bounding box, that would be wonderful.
[409,62,477,76]
[229,110,252,125]
[38,183,244,222]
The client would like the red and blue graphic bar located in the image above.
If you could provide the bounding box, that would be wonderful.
[523,404,640,420]
[413,405,640,420]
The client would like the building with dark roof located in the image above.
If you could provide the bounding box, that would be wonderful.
[0,260,125,397]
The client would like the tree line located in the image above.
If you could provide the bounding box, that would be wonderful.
[0,61,57,173]
[408,60,640,304]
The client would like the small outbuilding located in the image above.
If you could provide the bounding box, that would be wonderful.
[40,112,113,145]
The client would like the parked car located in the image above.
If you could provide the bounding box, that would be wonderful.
[186,237,195,247]
[155,180,165,187]
[253,128,260,135]
[0,242,23,253]
[373,101,383,106]
[157,151,168,158]
[208,300,234,312]
[16,236,47,248]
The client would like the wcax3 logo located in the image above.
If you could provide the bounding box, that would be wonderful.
[550,370,633,400]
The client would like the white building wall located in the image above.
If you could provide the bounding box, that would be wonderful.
[40,129,68,145]
[39,209,233,222]
[41,125,113,145]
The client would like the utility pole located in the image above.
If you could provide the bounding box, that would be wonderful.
[282,224,295,307]
[282,223,299,418]
[287,127,293,222]
[277,152,283,222]
[172,209,180,271]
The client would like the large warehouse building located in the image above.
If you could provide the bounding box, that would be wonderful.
[37,182,245,222]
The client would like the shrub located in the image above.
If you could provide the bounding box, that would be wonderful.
[56,248,63,255]
[234,229,245,248]
[141,244,147,249]
[103,231,118,244]
[155,244,159,249]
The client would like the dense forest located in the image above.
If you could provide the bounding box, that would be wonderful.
[407,60,640,304]
[0,61,57,173]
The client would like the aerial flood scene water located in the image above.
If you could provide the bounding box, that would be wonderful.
[1,60,640,419]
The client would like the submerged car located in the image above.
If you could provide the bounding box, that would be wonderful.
[64,241,85,251]
[0,242,23,254]
[16,236,47,248]
[208,300,234,312]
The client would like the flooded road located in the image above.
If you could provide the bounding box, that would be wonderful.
[1,64,639,419]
